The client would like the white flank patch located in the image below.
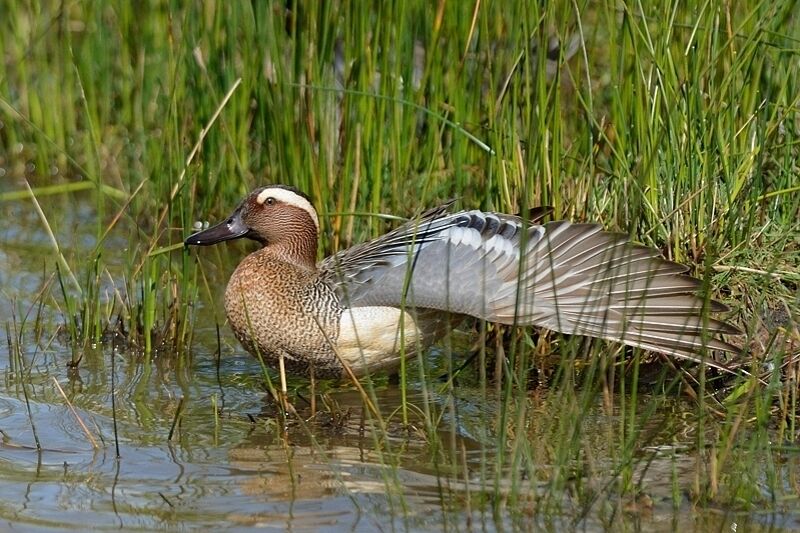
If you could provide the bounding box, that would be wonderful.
[337,307,422,375]
[256,187,319,231]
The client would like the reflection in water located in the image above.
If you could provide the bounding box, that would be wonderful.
[0,346,799,530]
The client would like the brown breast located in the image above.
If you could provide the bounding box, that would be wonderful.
[223,248,344,378]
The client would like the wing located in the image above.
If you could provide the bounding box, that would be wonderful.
[320,207,533,314]
[320,207,740,365]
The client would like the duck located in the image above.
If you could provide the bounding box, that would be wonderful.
[184,184,740,380]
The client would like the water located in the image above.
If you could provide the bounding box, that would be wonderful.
[0,192,797,531]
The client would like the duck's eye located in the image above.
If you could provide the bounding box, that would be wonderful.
[265,197,275,205]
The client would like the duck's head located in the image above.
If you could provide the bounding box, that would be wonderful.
[185,185,319,261]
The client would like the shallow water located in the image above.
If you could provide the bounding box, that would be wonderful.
[0,193,798,531]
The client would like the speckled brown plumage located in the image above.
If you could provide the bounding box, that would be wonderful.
[224,247,344,378]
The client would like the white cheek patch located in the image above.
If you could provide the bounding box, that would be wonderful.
[256,187,319,231]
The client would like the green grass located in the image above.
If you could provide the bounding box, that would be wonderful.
[1,0,799,525]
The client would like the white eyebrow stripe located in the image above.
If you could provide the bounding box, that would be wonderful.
[257,187,319,231]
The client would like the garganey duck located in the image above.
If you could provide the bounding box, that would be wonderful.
[185,185,739,379]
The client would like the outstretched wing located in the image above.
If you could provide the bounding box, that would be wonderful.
[320,206,739,364]
[320,208,533,315]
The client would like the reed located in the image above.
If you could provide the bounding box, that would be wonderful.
[0,0,798,524]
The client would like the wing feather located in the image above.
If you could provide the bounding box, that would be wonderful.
[320,207,740,366]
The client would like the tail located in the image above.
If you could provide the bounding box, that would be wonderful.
[489,221,741,368]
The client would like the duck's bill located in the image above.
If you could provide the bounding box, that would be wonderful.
[184,213,249,246]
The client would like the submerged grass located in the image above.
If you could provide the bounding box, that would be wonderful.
[1,0,799,525]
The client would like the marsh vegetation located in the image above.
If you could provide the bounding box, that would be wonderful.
[0,1,799,529]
